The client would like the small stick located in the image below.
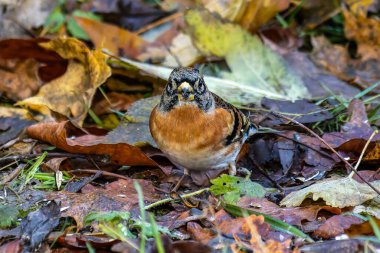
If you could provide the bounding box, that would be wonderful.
[144,188,209,210]
[69,169,131,181]
[271,112,380,196]
[349,130,379,178]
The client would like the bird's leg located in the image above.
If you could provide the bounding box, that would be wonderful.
[171,169,189,193]
[228,163,237,176]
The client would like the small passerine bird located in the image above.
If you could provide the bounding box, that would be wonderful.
[149,67,256,186]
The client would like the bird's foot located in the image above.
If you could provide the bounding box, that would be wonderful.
[237,167,251,179]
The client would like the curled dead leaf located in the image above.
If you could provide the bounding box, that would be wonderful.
[17,37,111,125]
[26,121,157,166]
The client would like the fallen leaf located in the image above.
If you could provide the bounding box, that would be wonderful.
[186,222,215,244]
[280,177,380,208]
[323,99,380,153]
[215,209,270,239]
[20,201,61,252]
[0,115,34,146]
[237,214,293,253]
[0,59,41,101]
[343,7,380,46]
[282,50,360,98]
[106,96,160,147]
[313,215,364,239]
[75,17,148,58]
[47,178,159,229]
[210,175,266,203]
[243,130,338,183]
[238,197,341,227]
[299,239,361,253]
[18,37,111,125]
[185,9,309,103]
[298,1,340,29]
[0,240,22,253]
[26,121,157,166]
[205,0,289,32]
[91,92,144,116]
[311,36,380,86]
[81,0,168,32]
[354,197,380,219]
[0,0,58,38]
[0,39,68,101]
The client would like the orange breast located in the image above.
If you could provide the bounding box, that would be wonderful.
[149,104,234,169]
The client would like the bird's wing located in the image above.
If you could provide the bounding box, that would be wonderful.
[212,92,257,145]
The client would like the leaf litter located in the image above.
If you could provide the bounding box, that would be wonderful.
[2,0,380,252]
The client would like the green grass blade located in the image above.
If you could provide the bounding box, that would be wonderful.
[223,203,314,243]
[354,81,380,99]
[369,216,380,241]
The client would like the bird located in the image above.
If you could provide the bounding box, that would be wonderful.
[149,67,257,189]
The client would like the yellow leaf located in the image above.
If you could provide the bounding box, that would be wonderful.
[185,9,308,102]
[17,37,111,125]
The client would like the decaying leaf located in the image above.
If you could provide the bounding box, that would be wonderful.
[311,36,380,86]
[185,9,309,103]
[313,215,364,239]
[210,175,266,203]
[323,99,380,153]
[0,38,68,101]
[106,96,160,147]
[75,17,148,58]
[354,197,380,219]
[206,0,289,32]
[26,121,157,166]
[20,201,60,252]
[17,37,111,125]
[280,177,380,208]
[238,197,341,227]
[47,178,159,229]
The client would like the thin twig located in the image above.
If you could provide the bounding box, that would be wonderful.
[271,112,380,196]
[349,130,379,178]
[144,188,209,210]
[69,169,131,181]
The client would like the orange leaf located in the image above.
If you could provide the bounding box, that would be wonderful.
[74,17,148,58]
[26,121,157,166]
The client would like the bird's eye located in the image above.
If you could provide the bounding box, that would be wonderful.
[195,79,205,94]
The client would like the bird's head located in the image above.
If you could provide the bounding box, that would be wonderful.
[159,67,214,112]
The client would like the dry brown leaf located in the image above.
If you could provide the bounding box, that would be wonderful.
[238,197,341,227]
[17,37,111,124]
[74,17,148,58]
[234,215,294,253]
[343,8,380,46]
[313,215,364,239]
[47,178,159,229]
[323,99,380,156]
[0,59,41,101]
[26,121,157,167]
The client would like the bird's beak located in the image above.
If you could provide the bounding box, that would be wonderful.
[177,82,194,101]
